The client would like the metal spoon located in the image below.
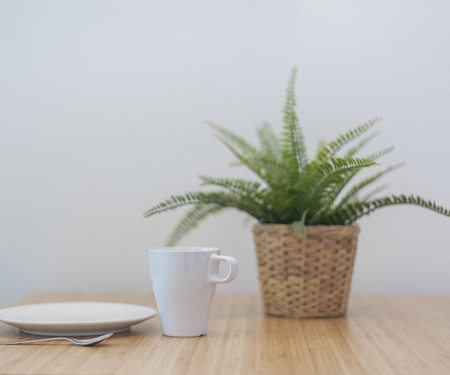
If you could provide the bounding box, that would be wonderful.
[0,332,114,346]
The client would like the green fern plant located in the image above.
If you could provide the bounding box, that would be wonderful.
[144,68,450,245]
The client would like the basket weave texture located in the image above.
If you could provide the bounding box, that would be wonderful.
[252,224,360,318]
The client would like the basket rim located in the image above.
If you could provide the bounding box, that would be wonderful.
[252,223,360,236]
[253,223,360,229]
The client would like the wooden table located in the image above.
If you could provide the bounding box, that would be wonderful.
[0,293,449,375]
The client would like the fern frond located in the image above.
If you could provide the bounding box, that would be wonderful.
[316,117,381,161]
[360,184,388,202]
[165,204,224,246]
[315,139,326,155]
[344,131,381,158]
[306,157,377,209]
[144,192,204,217]
[199,175,264,199]
[331,195,450,224]
[304,157,377,224]
[364,146,395,161]
[334,163,405,210]
[207,122,258,156]
[143,191,270,223]
[198,175,274,220]
[280,67,307,172]
[215,135,286,189]
[257,122,281,164]
[213,137,274,185]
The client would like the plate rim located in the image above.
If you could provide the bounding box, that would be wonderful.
[0,301,157,326]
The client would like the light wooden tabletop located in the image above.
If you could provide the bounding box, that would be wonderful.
[0,293,449,375]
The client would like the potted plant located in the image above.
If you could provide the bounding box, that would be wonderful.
[144,68,450,318]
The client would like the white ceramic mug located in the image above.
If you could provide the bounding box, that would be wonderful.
[148,247,238,337]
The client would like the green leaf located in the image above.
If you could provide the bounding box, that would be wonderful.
[289,210,308,236]
[289,220,306,236]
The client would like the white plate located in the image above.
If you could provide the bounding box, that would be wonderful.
[0,302,157,336]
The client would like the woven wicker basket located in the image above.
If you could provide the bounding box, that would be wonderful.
[252,224,360,318]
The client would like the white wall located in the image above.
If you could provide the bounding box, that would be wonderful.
[1,0,449,305]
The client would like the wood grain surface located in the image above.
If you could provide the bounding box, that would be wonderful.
[0,293,449,375]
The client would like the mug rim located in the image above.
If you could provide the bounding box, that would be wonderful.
[148,247,219,253]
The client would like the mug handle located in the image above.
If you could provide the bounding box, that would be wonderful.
[208,254,238,284]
